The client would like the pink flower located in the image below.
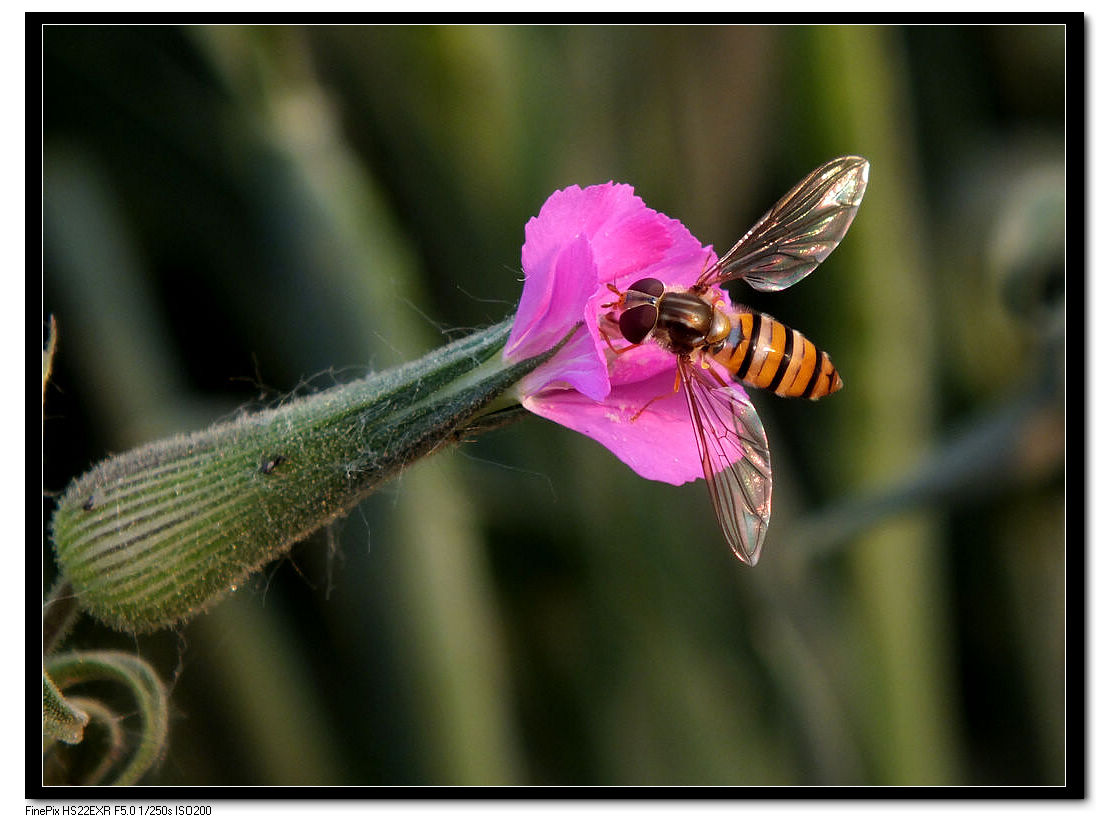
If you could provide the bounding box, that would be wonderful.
[504,182,742,485]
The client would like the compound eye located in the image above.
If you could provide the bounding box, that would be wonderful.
[618,303,658,344]
[626,277,665,298]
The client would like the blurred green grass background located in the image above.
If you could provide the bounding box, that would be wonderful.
[42,24,1067,786]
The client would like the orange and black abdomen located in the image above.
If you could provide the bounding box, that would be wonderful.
[716,311,843,400]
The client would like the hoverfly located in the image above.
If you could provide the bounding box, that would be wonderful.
[602,156,869,565]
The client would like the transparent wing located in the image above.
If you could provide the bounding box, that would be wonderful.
[696,156,869,293]
[679,357,772,565]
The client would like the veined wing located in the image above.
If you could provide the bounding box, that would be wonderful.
[696,156,869,293]
[679,357,772,565]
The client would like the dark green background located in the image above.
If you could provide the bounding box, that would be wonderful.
[42,24,1069,786]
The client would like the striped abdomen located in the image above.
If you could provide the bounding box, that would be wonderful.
[715,311,843,400]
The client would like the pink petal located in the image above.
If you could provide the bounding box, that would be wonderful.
[515,323,610,402]
[523,368,703,485]
[519,183,664,286]
[506,234,597,360]
[506,181,728,486]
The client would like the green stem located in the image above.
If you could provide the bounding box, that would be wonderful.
[43,579,78,654]
[50,317,561,633]
[47,651,168,785]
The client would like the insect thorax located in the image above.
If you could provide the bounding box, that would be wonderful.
[655,291,725,353]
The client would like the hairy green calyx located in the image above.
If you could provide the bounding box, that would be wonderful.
[51,317,557,632]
